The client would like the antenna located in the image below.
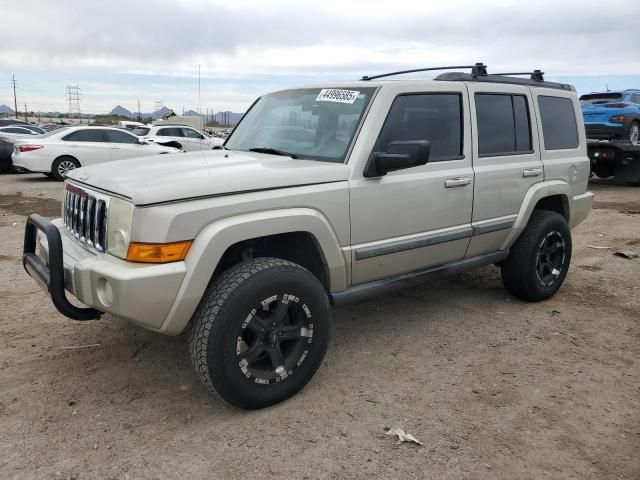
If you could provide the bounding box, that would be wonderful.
[361,63,487,81]
[11,75,18,119]
[198,64,202,130]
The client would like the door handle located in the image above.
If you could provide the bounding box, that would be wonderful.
[523,168,543,178]
[445,177,472,188]
[111,146,121,150]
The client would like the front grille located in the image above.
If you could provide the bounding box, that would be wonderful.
[63,185,108,252]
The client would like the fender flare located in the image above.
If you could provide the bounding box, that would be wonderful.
[158,207,347,335]
[500,180,571,250]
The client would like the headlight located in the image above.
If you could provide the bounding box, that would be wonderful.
[107,197,134,259]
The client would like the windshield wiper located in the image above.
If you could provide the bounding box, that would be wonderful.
[248,147,299,159]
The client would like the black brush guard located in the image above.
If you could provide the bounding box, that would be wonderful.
[23,214,101,321]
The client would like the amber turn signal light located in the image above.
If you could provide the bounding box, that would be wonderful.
[126,241,192,263]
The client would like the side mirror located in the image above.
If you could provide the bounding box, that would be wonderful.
[364,140,430,177]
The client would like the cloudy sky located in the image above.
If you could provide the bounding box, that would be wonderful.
[1,0,639,114]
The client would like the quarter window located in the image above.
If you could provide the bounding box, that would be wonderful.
[475,93,532,156]
[374,93,463,162]
[62,129,106,142]
[538,96,579,150]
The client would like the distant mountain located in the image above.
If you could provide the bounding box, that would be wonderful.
[0,105,15,115]
[109,105,134,118]
[104,106,243,124]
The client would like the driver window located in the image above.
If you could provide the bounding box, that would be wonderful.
[374,93,463,162]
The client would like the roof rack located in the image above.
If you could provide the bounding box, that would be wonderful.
[360,63,574,91]
[360,63,488,81]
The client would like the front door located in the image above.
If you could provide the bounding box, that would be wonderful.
[349,85,474,284]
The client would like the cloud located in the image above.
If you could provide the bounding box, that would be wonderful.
[1,0,639,112]
[3,0,640,75]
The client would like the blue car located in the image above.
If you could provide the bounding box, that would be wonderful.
[580,90,640,145]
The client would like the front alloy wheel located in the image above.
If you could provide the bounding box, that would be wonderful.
[237,293,314,384]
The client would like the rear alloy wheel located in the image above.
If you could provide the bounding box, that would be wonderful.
[188,258,330,409]
[52,156,80,181]
[629,121,640,146]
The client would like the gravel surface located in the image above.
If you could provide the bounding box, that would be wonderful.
[1,173,638,480]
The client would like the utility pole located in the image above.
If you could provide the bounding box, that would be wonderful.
[137,98,141,121]
[24,102,28,121]
[11,75,18,119]
[66,85,81,123]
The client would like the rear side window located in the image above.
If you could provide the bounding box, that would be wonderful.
[538,96,579,150]
[157,127,183,137]
[132,127,150,136]
[475,94,531,156]
[62,129,106,142]
[104,129,138,144]
[375,93,463,161]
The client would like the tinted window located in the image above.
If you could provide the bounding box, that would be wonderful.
[2,127,30,134]
[579,92,622,105]
[476,94,531,156]
[538,96,579,150]
[375,93,462,161]
[157,127,183,137]
[182,128,203,139]
[62,129,106,142]
[132,127,150,136]
[104,129,138,144]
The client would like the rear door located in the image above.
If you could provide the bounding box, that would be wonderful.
[465,83,543,257]
[156,127,185,149]
[62,129,112,165]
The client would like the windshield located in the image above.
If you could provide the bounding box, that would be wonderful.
[226,87,376,162]
[579,93,623,105]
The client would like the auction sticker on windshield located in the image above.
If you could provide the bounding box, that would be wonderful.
[316,89,360,104]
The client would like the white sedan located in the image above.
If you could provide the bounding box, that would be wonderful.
[131,124,224,151]
[11,126,179,180]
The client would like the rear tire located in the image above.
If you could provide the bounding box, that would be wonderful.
[629,121,640,146]
[187,258,331,409]
[51,156,80,181]
[501,211,572,302]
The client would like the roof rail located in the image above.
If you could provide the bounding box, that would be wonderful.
[360,62,488,81]
[360,63,575,91]
[493,70,545,81]
[434,72,574,91]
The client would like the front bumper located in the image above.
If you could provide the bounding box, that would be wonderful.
[23,215,187,331]
[584,123,624,141]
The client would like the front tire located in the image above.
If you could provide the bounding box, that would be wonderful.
[51,156,80,181]
[188,258,331,409]
[501,211,572,302]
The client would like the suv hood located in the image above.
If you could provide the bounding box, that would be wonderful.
[66,150,349,205]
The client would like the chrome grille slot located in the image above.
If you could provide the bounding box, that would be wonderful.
[63,184,109,252]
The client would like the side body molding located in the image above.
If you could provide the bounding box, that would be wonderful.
[159,208,347,335]
[500,180,571,250]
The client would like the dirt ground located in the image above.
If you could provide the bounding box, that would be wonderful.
[0,173,638,480]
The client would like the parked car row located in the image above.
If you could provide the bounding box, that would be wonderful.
[11,126,179,180]
[0,117,222,179]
